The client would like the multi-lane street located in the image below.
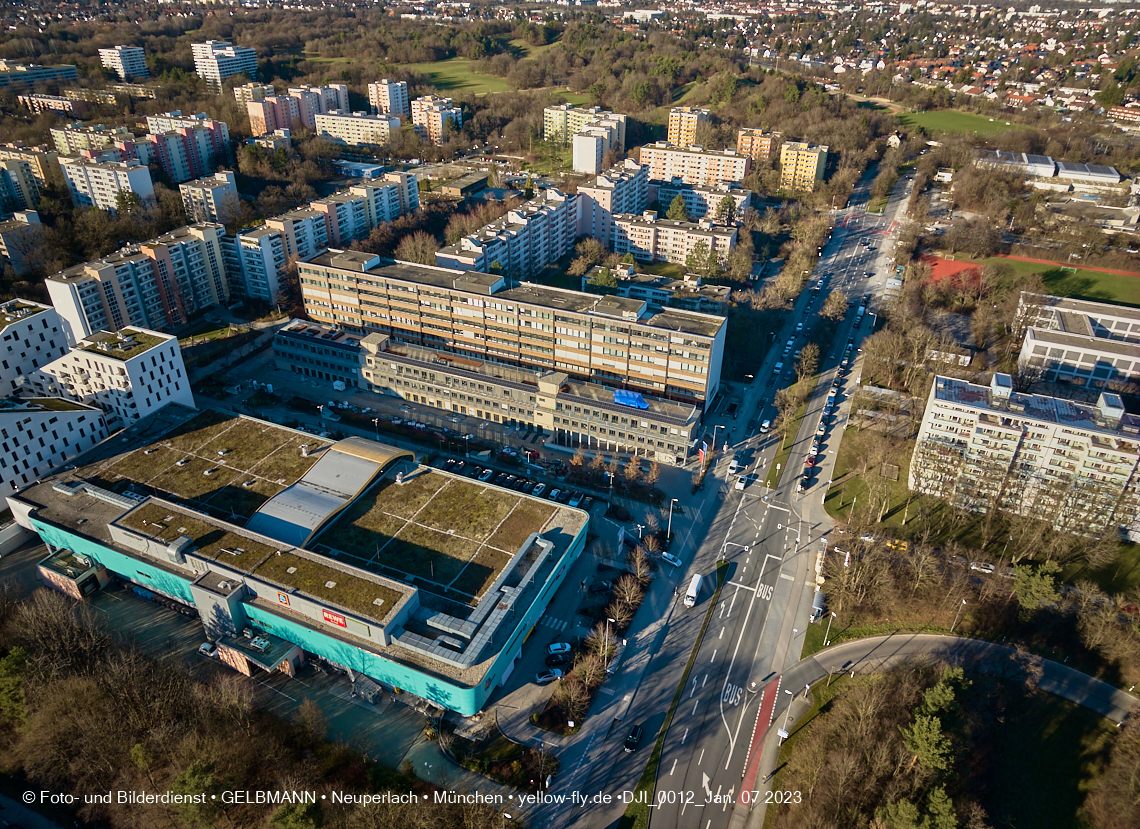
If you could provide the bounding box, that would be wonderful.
[515,166,918,829]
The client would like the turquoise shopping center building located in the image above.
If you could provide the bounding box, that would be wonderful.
[9,405,588,715]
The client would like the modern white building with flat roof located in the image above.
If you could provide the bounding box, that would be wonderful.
[910,373,1140,539]
[32,327,194,427]
[1017,292,1140,387]
[0,299,69,396]
[0,396,108,494]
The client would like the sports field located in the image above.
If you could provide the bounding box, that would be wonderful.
[898,109,1019,135]
[923,254,1140,306]
[401,58,514,94]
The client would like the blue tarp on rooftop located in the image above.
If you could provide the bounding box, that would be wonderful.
[614,389,649,409]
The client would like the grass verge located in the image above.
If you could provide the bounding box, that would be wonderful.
[897,109,1018,135]
[622,562,729,829]
[763,400,809,488]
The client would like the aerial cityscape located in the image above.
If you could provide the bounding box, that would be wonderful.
[0,1,1137,828]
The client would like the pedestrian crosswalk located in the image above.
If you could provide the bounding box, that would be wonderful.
[538,615,568,631]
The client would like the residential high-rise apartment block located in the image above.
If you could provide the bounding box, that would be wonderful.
[0,211,43,276]
[234,174,418,304]
[98,46,148,81]
[636,143,750,188]
[308,174,419,247]
[411,96,462,146]
[46,224,231,341]
[576,159,648,247]
[237,210,329,302]
[0,299,69,395]
[59,157,154,213]
[0,395,108,494]
[298,249,726,407]
[247,95,300,136]
[668,107,709,149]
[234,82,274,104]
[0,158,42,212]
[909,373,1140,539]
[50,123,142,157]
[179,170,238,225]
[0,60,77,89]
[368,79,410,118]
[572,118,622,175]
[1016,292,1140,386]
[289,85,349,122]
[192,41,257,87]
[0,145,60,191]
[143,112,230,165]
[612,212,737,266]
[647,179,749,224]
[314,112,401,148]
[32,328,194,427]
[543,104,627,150]
[779,142,828,191]
[434,189,575,279]
[736,128,781,161]
[142,125,228,185]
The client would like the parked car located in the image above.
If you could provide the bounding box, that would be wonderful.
[548,488,562,501]
[536,669,564,685]
[478,468,493,481]
[589,580,612,594]
[568,491,584,507]
[816,422,826,435]
[970,561,996,575]
[547,642,571,655]
[198,642,217,658]
[582,497,594,511]
[531,483,546,497]
[545,653,570,668]
[728,459,740,475]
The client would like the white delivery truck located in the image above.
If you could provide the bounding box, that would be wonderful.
[684,574,703,608]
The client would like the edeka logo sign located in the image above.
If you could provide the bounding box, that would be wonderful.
[277,592,290,607]
[322,608,347,628]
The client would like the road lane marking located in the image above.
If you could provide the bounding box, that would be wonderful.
[702,674,708,687]
[690,677,698,698]
[670,758,677,776]
[719,626,724,639]
[681,728,688,744]
[711,649,717,663]
[780,573,795,580]
[698,749,704,764]
[693,700,699,715]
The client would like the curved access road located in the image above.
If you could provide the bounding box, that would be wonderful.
[733,633,1138,829]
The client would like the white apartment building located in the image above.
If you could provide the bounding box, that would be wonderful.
[612,212,737,266]
[192,41,257,87]
[0,396,108,494]
[46,224,230,341]
[299,249,726,407]
[0,159,40,212]
[909,373,1140,539]
[98,46,148,80]
[1017,292,1140,387]
[234,82,274,104]
[667,107,709,149]
[59,157,154,213]
[33,328,195,428]
[0,299,69,395]
[0,211,42,276]
[576,159,648,247]
[308,173,420,247]
[411,96,462,146]
[290,85,349,121]
[237,210,328,302]
[179,170,238,225]
[368,79,410,118]
[434,189,576,279]
[314,112,401,147]
[572,119,621,175]
[647,179,750,224]
[50,123,141,157]
[542,104,627,150]
[636,143,750,188]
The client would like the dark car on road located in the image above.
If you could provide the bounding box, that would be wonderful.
[589,580,612,594]
[624,724,644,753]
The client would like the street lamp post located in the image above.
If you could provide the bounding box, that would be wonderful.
[464,434,470,457]
[636,523,644,540]
[604,617,617,673]
[951,598,967,633]
[371,417,379,439]
[779,688,794,741]
[667,497,679,546]
[824,611,836,647]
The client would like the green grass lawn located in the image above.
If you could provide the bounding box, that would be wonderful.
[639,261,686,280]
[508,37,561,60]
[986,256,1140,307]
[557,91,592,106]
[400,58,514,94]
[898,109,1020,135]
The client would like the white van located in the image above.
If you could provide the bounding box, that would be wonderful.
[684,574,703,608]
